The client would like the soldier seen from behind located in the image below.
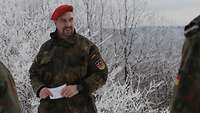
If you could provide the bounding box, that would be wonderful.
[171,15,200,113]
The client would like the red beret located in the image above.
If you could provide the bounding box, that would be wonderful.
[51,4,73,21]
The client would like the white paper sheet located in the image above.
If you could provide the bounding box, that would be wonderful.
[48,84,66,99]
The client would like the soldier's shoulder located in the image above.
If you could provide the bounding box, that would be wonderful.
[76,33,96,47]
[40,39,54,50]
[0,61,8,73]
[0,61,5,69]
[0,61,10,80]
[184,15,200,38]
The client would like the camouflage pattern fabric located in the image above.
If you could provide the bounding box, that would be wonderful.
[171,15,200,113]
[29,30,108,113]
[0,61,22,113]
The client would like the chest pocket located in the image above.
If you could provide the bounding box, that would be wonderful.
[65,54,81,67]
[40,43,89,84]
[63,46,89,83]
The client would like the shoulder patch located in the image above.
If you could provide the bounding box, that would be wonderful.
[175,74,182,86]
[95,59,105,70]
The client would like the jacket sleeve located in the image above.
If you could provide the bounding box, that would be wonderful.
[79,44,108,94]
[29,44,48,97]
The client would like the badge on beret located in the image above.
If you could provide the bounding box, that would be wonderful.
[95,59,105,70]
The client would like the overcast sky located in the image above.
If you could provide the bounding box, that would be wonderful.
[146,0,200,26]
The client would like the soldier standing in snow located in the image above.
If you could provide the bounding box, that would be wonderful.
[171,15,200,113]
[0,61,22,113]
[29,4,108,113]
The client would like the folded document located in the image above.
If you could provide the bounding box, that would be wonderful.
[48,84,66,99]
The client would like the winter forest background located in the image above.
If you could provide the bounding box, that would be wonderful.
[0,0,185,113]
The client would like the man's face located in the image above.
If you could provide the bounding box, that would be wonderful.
[54,12,75,38]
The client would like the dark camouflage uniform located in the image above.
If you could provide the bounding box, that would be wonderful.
[171,15,200,113]
[29,31,108,113]
[0,61,22,113]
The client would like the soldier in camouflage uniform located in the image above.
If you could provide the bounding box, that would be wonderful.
[170,15,200,113]
[29,4,108,113]
[0,61,22,113]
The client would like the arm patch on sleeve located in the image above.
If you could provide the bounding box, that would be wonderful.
[95,59,106,70]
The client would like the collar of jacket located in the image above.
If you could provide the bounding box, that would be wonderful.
[50,29,78,47]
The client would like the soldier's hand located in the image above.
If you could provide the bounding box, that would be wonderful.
[61,85,79,98]
[39,87,53,99]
